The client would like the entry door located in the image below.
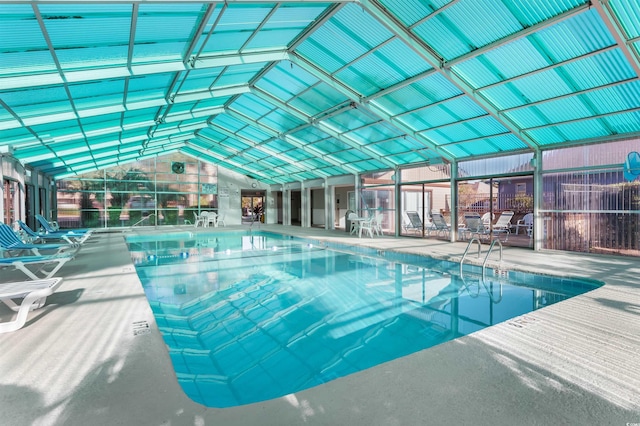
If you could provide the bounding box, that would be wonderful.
[241,194,265,223]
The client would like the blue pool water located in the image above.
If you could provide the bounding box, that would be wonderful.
[126,231,601,408]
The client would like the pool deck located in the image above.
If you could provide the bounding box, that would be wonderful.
[1,225,639,426]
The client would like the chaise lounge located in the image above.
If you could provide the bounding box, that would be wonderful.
[0,224,79,256]
[0,251,75,280]
[0,278,63,333]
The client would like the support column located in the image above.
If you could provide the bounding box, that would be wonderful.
[450,161,458,242]
[532,152,542,251]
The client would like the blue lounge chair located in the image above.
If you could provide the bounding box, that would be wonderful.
[35,214,92,235]
[24,219,92,245]
[0,251,75,280]
[0,224,78,256]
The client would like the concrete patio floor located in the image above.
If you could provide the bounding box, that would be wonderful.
[1,225,639,426]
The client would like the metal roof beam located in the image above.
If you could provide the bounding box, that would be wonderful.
[592,0,640,78]
[288,52,453,162]
[501,77,638,113]
[251,69,402,168]
[204,121,318,176]
[0,86,239,131]
[478,45,619,92]
[154,3,219,124]
[0,50,287,91]
[358,0,539,152]
[183,141,275,181]
[363,68,438,102]
[31,4,97,171]
[522,104,640,132]
[435,132,513,147]
[393,93,466,119]
[225,108,360,174]
[445,3,591,68]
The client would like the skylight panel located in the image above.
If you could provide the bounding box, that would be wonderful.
[0,118,22,133]
[551,119,610,142]
[322,110,374,134]
[22,111,77,127]
[193,97,229,111]
[348,123,403,144]
[68,79,126,100]
[268,5,328,29]
[453,41,552,89]
[224,138,251,152]
[178,68,226,92]
[261,110,305,133]
[218,4,272,32]
[211,114,246,132]
[3,86,69,108]
[214,63,265,87]
[562,49,637,86]
[535,96,594,123]
[81,112,120,127]
[264,139,296,152]
[246,29,305,51]
[237,126,271,143]
[127,73,175,93]
[388,152,426,165]
[603,110,640,133]
[258,63,321,101]
[610,0,640,38]
[352,158,389,172]
[39,5,131,69]
[413,0,522,61]
[289,86,348,116]
[383,0,453,26]
[232,94,275,118]
[482,74,570,110]
[1,5,42,51]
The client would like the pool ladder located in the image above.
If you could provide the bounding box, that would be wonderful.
[460,237,503,280]
[459,238,504,303]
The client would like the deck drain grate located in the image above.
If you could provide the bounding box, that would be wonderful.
[133,320,151,336]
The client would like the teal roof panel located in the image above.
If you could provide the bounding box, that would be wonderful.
[337,43,425,96]
[413,0,524,61]
[378,0,452,27]
[2,0,640,182]
[1,6,54,76]
[257,61,320,102]
[610,0,640,38]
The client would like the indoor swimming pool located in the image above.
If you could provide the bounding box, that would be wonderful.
[126,231,602,408]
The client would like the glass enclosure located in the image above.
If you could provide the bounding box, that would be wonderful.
[541,139,640,255]
[360,170,395,235]
[56,153,217,228]
[51,138,640,257]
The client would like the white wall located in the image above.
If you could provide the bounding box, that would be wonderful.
[217,167,273,225]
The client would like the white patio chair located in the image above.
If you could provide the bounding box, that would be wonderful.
[193,212,205,228]
[216,212,226,227]
[514,213,533,236]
